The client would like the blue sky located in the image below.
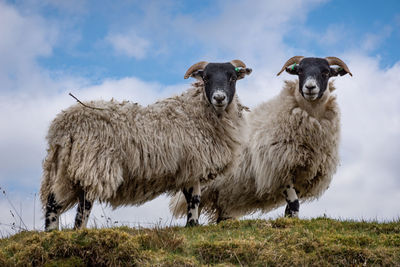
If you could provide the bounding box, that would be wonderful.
[1,0,400,233]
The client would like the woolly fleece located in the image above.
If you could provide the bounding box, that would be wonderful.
[40,83,244,213]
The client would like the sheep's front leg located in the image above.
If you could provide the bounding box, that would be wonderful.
[283,181,299,218]
[183,180,201,227]
[45,193,63,231]
[74,191,93,229]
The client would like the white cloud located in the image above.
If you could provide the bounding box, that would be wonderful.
[0,2,56,59]
[106,31,150,59]
[0,2,58,92]
[330,54,400,219]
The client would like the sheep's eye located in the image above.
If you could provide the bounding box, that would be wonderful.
[322,71,329,77]
[297,69,303,75]
[230,76,237,82]
[203,77,208,83]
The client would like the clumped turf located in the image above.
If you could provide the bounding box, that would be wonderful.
[0,218,399,266]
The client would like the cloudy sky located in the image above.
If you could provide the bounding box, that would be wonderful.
[1,0,399,234]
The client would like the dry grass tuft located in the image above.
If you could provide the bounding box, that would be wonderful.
[0,218,399,266]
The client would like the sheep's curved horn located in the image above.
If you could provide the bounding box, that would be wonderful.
[325,57,353,76]
[277,56,304,76]
[184,61,209,79]
[230,59,246,68]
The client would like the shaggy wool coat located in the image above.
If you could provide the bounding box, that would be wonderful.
[40,83,244,213]
[171,80,340,221]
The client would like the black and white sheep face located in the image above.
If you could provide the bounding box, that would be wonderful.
[288,58,331,101]
[202,63,239,113]
[280,56,352,102]
[184,60,252,114]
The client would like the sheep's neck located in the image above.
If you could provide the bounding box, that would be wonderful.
[294,84,331,119]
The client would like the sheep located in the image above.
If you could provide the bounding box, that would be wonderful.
[170,56,352,222]
[40,60,252,230]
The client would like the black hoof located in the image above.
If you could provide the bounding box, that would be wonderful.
[185,220,199,227]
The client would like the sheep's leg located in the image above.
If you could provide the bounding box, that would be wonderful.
[45,193,63,231]
[183,180,201,227]
[283,182,299,218]
[216,207,234,223]
[74,191,93,229]
[182,187,195,226]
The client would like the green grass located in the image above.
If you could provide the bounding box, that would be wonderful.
[0,218,399,266]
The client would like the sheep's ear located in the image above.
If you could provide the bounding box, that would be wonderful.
[190,70,204,81]
[236,68,252,80]
[285,63,299,75]
[330,66,350,77]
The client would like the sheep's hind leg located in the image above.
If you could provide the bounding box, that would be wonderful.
[45,193,63,231]
[74,191,93,229]
[183,180,201,227]
[283,182,299,218]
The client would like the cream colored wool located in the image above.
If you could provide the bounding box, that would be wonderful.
[171,80,340,221]
[40,83,244,213]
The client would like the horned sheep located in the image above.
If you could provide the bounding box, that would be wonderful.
[171,56,352,222]
[40,60,252,230]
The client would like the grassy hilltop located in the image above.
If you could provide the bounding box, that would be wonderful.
[0,218,399,266]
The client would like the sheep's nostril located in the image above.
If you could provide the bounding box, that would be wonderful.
[305,85,316,90]
[213,94,226,103]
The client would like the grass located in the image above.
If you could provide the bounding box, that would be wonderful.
[0,217,399,266]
